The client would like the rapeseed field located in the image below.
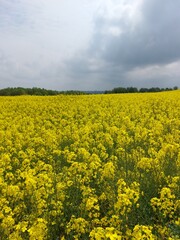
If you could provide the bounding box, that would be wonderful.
[0,91,179,239]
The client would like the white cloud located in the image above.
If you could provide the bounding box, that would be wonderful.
[108,26,122,36]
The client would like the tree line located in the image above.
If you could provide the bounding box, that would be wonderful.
[0,87,86,96]
[0,86,178,96]
[105,86,178,94]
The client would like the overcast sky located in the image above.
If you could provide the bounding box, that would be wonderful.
[0,0,180,90]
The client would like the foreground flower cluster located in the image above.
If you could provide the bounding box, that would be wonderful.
[0,92,179,239]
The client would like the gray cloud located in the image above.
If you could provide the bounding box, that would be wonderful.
[0,0,99,89]
[0,0,180,90]
[103,0,180,66]
[67,0,180,89]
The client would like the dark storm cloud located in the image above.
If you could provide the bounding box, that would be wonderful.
[101,0,180,67]
[67,0,180,89]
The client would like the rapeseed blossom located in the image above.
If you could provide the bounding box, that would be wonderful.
[0,91,179,239]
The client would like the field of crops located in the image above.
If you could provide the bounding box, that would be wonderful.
[0,91,179,239]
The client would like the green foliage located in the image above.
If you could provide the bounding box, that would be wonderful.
[105,86,178,94]
[0,87,87,96]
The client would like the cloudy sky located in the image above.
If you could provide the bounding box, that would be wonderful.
[0,0,180,90]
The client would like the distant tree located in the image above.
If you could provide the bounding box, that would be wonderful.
[105,86,177,94]
[139,88,148,93]
[11,88,26,96]
[165,87,172,91]
[111,87,127,93]
[127,87,138,93]
[104,90,111,94]
[173,86,178,90]
[0,87,87,96]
